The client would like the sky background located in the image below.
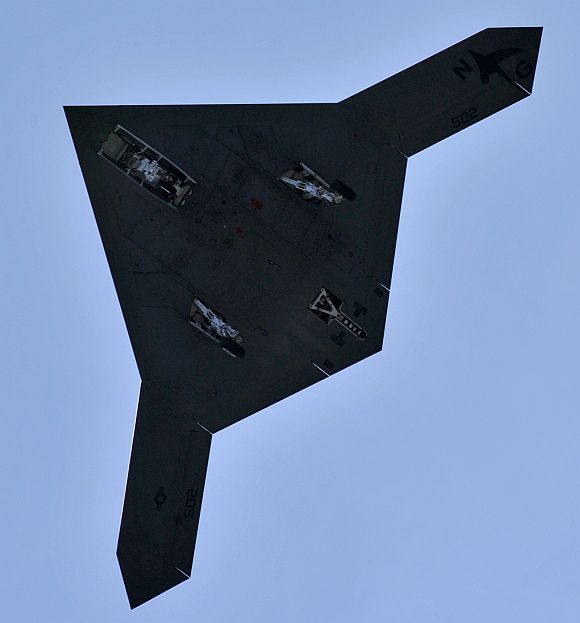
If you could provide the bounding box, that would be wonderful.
[1,1,579,621]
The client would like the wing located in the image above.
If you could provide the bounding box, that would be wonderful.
[341,27,542,155]
[66,103,405,608]
[117,382,211,609]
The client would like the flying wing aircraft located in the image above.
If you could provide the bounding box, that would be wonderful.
[65,26,542,608]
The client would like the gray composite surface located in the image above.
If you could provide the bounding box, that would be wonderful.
[66,26,542,609]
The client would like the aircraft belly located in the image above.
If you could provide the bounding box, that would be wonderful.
[72,111,403,428]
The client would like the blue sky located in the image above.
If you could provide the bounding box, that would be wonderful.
[2,1,579,621]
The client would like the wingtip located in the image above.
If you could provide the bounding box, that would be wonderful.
[482,26,543,94]
[117,547,190,610]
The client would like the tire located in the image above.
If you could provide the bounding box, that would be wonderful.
[219,338,246,359]
[331,180,356,201]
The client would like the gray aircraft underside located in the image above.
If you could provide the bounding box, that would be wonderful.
[65,27,542,609]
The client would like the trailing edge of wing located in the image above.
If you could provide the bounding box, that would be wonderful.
[117,382,211,609]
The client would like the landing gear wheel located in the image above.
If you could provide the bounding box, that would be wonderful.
[331,180,356,201]
[219,338,246,359]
